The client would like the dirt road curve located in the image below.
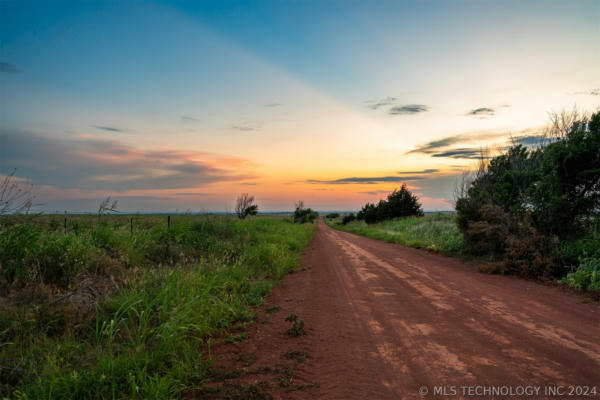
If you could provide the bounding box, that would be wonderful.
[213,219,600,399]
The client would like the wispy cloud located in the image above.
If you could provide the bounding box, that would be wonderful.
[181,115,201,123]
[174,192,211,196]
[389,104,429,115]
[467,107,495,117]
[264,102,283,108]
[0,62,21,73]
[307,176,422,185]
[359,190,391,195]
[94,125,124,132]
[513,135,545,146]
[430,148,491,159]
[230,121,262,131]
[0,130,257,191]
[397,168,439,174]
[366,97,397,110]
[407,131,509,154]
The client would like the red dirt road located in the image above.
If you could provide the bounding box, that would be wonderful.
[211,219,600,399]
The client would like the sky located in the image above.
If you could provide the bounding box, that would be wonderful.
[1,0,599,212]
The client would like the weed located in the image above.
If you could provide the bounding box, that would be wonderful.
[561,255,600,291]
[282,350,307,363]
[225,333,249,344]
[236,352,258,367]
[284,313,306,337]
[277,365,294,387]
[266,305,281,314]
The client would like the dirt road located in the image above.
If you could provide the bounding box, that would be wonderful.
[211,219,600,399]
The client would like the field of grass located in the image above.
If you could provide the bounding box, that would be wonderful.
[0,214,315,399]
[328,213,463,255]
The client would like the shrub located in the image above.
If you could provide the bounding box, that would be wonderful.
[293,201,318,224]
[235,193,258,220]
[341,213,355,225]
[358,184,423,224]
[561,255,600,291]
[325,213,340,219]
[455,110,600,279]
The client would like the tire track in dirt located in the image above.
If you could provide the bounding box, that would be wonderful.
[208,219,600,399]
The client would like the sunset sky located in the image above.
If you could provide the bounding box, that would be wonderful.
[1,0,599,212]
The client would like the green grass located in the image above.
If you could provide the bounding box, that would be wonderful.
[560,255,600,291]
[0,215,315,399]
[328,213,463,255]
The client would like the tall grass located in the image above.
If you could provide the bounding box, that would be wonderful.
[0,215,315,398]
[329,213,463,255]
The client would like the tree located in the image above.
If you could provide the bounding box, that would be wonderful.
[385,184,424,218]
[235,193,258,219]
[454,109,600,277]
[529,111,600,238]
[357,184,423,224]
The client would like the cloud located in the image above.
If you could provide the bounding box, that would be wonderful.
[366,97,397,110]
[174,192,211,196]
[430,148,491,159]
[307,176,423,185]
[230,121,262,131]
[389,104,429,115]
[181,115,201,123]
[397,168,439,174]
[0,62,21,73]
[467,107,495,117]
[407,131,509,154]
[95,125,124,132]
[0,130,257,191]
[513,135,545,146]
[359,190,390,195]
[264,102,283,108]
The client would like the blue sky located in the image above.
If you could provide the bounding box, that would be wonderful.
[1,0,599,211]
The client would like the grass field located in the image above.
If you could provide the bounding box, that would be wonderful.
[328,213,463,255]
[0,214,315,399]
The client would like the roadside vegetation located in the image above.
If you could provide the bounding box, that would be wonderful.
[328,213,462,255]
[455,110,599,290]
[330,109,599,292]
[0,211,315,398]
[293,201,318,224]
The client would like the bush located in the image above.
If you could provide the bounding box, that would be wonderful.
[357,184,423,224]
[325,213,340,219]
[341,213,355,225]
[561,255,600,291]
[235,193,258,220]
[293,201,318,224]
[455,110,600,280]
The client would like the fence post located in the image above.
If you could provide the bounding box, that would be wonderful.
[64,211,67,234]
[130,216,133,234]
[168,215,171,229]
